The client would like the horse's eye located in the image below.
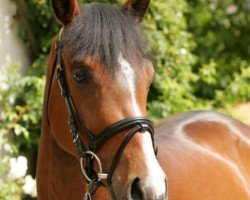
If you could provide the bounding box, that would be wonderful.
[73,68,92,83]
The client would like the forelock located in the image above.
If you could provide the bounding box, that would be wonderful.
[60,2,148,70]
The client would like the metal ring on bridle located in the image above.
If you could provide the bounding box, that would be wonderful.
[80,151,108,183]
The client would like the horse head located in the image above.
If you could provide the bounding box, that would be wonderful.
[37,0,167,199]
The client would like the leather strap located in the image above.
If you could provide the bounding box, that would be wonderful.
[107,125,142,199]
[91,117,154,151]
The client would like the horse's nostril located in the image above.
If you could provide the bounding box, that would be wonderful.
[131,178,144,200]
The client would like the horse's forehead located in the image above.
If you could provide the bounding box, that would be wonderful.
[116,54,142,116]
[118,54,135,77]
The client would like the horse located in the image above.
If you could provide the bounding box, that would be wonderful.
[36,0,250,199]
[156,111,250,200]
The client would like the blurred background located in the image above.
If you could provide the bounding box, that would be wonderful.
[0,0,249,199]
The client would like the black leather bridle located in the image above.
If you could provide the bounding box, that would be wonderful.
[50,32,156,200]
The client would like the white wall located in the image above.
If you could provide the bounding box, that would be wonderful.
[0,0,30,69]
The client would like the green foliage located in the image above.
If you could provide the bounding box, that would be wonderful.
[0,62,44,197]
[146,0,250,119]
[187,0,250,104]
[145,0,203,119]
[0,62,45,152]
[14,0,58,53]
[216,63,250,104]
[0,61,43,199]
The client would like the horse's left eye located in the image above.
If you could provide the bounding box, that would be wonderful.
[73,68,92,83]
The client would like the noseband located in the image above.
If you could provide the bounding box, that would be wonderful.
[51,33,156,200]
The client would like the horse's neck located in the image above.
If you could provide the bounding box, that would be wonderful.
[36,43,85,199]
[36,124,85,199]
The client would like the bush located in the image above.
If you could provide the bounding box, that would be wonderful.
[187,0,250,106]
[145,0,203,119]
[0,61,44,199]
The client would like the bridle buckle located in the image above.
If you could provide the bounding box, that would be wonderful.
[140,123,149,131]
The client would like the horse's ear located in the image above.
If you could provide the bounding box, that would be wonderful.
[122,0,150,22]
[51,0,80,26]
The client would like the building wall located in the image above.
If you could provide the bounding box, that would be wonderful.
[0,0,30,158]
[0,0,30,69]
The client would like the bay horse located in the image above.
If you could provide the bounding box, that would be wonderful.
[36,0,250,199]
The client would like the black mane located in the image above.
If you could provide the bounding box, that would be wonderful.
[61,2,148,69]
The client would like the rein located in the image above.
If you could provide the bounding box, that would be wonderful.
[51,31,156,200]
